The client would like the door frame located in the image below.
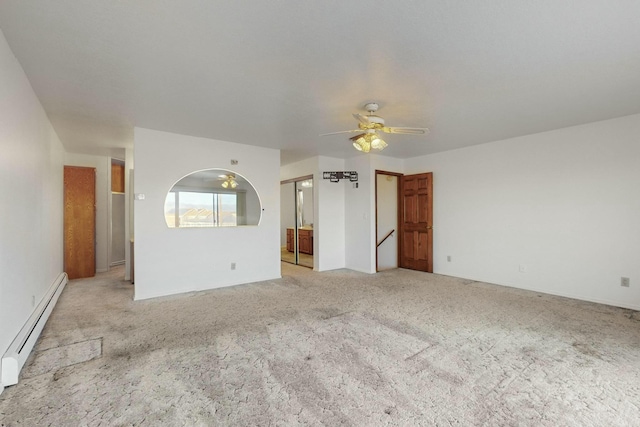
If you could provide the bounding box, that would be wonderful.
[108,158,126,269]
[280,174,314,269]
[375,170,403,272]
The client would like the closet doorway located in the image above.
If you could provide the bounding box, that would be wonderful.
[64,166,96,279]
[280,175,314,268]
[110,159,126,268]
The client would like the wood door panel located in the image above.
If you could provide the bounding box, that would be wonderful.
[403,231,414,260]
[417,193,429,223]
[416,232,429,261]
[111,163,125,193]
[417,176,429,190]
[404,197,416,223]
[403,177,417,191]
[64,166,96,279]
[400,172,433,273]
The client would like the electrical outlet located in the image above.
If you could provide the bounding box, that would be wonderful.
[231,262,236,270]
[519,264,527,273]
[621,277,630,287]
[447,256,451,262]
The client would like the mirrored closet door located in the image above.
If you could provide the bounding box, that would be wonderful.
[280,176,314,268]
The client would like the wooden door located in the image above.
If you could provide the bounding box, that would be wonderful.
[111,163,125,192]
[64,166,96,279]
[400,172,433,272]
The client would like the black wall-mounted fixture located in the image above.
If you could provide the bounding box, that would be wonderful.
[323,171,358,183]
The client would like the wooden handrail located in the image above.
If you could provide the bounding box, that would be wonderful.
[377,229,395,247]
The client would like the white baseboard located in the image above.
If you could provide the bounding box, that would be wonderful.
[1,273,67,388]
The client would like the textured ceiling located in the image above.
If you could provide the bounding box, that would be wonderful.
[1,1,639,164]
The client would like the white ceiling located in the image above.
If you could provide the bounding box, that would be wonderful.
[1,1,640,164]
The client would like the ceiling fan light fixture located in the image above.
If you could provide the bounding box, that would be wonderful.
[352,135,372,153]
[370,135,387,150]
[352,135,363,151]
[220,173,238,189]
[326,102,427,153]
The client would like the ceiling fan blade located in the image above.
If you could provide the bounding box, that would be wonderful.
[353,113,370,125]
[349,133,366,141]
[381,127,429,135]
[319,129,362,136]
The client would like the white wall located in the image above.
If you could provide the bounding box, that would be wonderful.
[316,156,346,271]
[344,155,374,273]
[0,30,65,391]
[134,128,280,300]
[64,152,110,272]
[404,114,640,310]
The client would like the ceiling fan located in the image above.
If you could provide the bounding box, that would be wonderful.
[218,173,238,189]
[321,102,428,153]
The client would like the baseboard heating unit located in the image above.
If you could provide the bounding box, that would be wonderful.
[1,272,68,388]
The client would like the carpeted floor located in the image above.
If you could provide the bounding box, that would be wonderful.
[1,264,639,426]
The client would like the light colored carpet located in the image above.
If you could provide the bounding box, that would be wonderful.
[1,264,639,426]
[20,338,102,379]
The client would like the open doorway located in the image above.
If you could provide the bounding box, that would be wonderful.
[376,170,433,273]
[280,175,314,268]
[376,171,401,271]
[110,159,126,268]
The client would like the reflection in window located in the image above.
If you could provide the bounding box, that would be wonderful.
[164,169,261,228]
[165,191,238,228]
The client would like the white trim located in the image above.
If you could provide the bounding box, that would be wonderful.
[1,273,67,387]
